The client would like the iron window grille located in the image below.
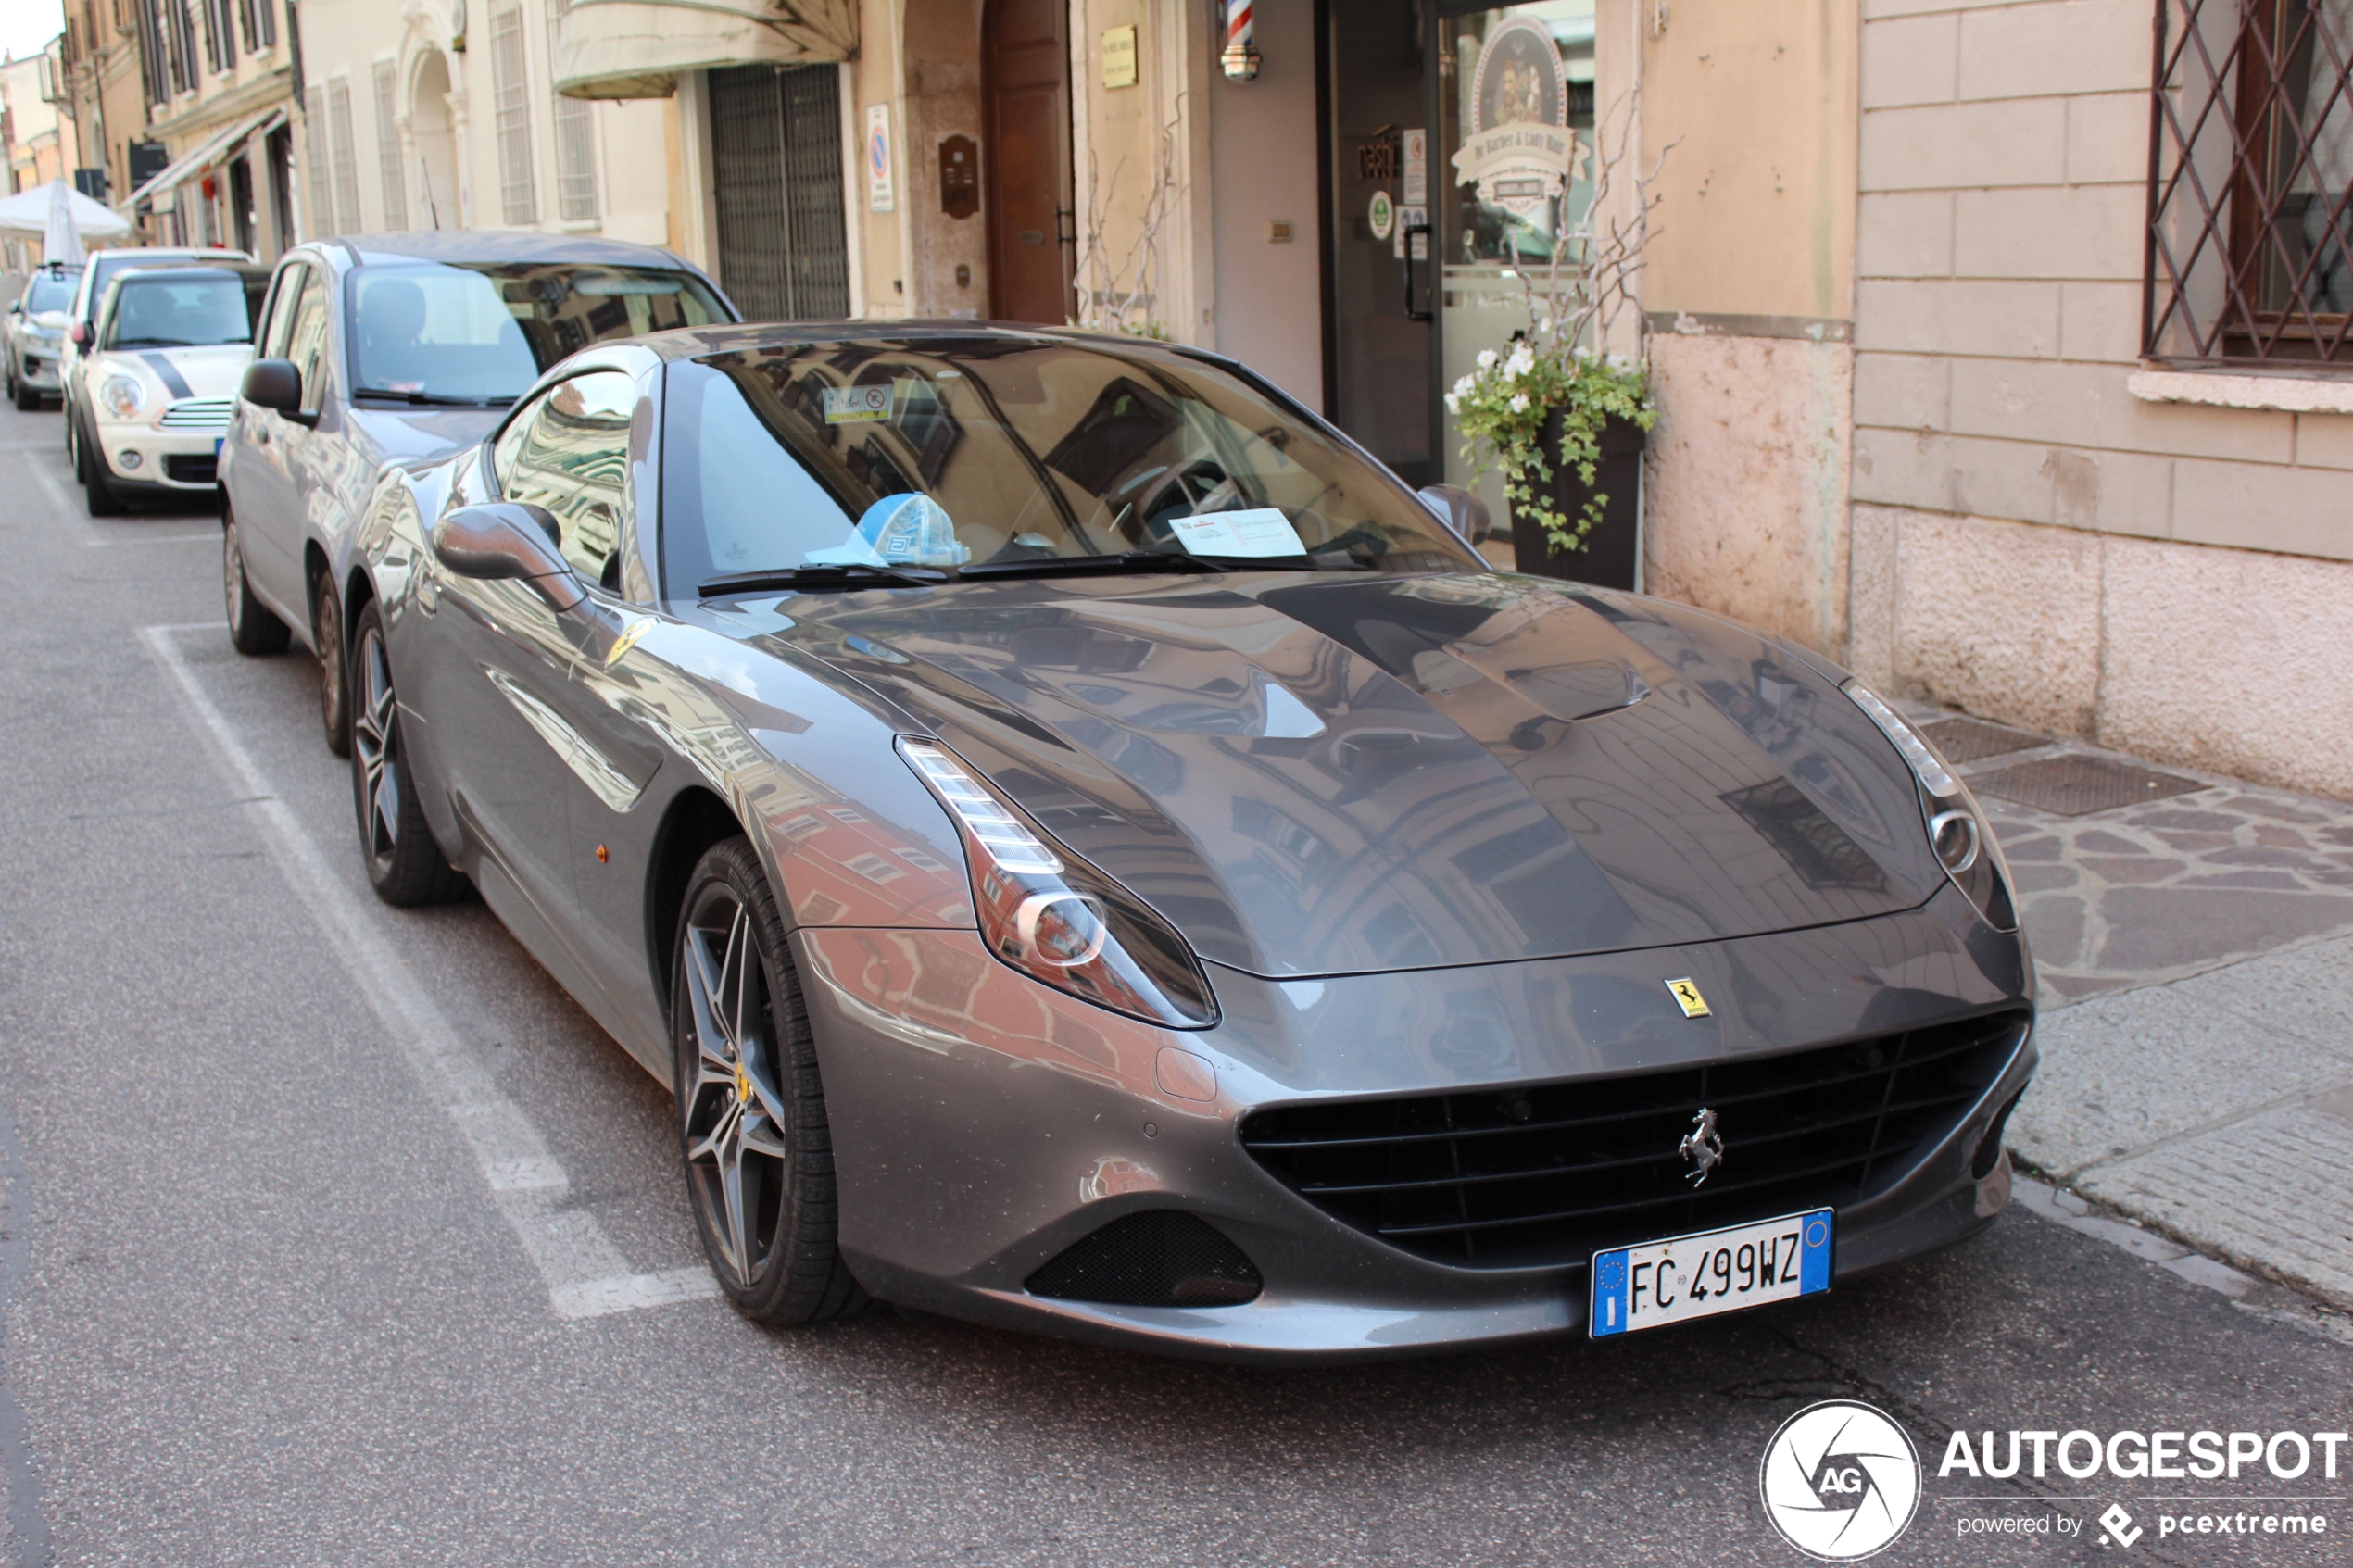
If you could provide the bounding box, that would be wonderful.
[2147,0,2353,367]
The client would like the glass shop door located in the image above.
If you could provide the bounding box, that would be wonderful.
[1323,3,1597,551]
[1323,0,1438,487]
[1435,1,1598,562]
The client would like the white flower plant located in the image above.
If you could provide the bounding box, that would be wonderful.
[1445,103,1672,555]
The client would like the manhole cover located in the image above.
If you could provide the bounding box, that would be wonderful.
[1970,755,2208,816]
[1920,716,2045,763]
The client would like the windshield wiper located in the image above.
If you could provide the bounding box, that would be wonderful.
[959,550,1370,581]
[353,388,518,408]
[113,337,211,347]
[698,564,949,596]
[957,551,1218,581]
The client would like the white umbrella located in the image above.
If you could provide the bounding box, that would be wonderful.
[0,180,132,245]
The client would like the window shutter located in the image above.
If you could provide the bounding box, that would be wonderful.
[372,59,408,230]
[490,3,539,224]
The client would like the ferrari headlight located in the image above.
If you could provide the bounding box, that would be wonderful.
[1843,681,2017,931]
[898,737,1220,1028]
[98,372,146,420]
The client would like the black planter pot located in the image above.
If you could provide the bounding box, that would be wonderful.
[1511,410,1644,590]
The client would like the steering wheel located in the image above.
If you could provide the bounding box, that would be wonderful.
[1115,459,1246,546]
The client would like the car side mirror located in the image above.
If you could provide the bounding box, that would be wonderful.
[1418,483,1493,546]
[430,502,585,612]
[6,302,19,317]
[67,320,89,346]
[240,358,319,426]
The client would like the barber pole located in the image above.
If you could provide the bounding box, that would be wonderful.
[1220,0,1262,81]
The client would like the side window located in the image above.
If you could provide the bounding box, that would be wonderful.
[495,370,636,585]
[258,263,308,358]
[282,271,332,416]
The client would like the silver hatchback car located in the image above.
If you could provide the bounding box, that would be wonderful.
[219,231,735,756]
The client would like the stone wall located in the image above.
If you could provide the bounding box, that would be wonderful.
[1853,0,2353,799]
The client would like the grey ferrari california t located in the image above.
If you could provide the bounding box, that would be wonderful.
[331,322,2033,1361]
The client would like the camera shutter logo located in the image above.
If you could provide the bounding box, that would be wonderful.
[1758,1400,1921,1561]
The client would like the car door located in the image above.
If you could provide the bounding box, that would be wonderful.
[431,370,652,995]
[222,260,305,586]
[241,262,331,618]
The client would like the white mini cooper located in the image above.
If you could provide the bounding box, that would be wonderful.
[69,263,271,516]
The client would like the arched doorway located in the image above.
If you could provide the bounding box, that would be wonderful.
[983,0,1074,323]
[409,51,459,230]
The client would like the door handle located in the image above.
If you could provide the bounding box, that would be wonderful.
[1403,224,1433,323]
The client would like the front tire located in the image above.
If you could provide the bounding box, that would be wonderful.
[314,572,350,758]
[222,507,290,655]
[673,838,868,1327]
[77,416,126,517]
[349,601,461,906]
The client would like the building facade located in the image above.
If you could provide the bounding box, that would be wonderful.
[283,0,674,251]
[112,1,299,259]
[55,1,152,217]
[260,0,2353,802]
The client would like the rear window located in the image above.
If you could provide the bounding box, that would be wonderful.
[344,261,729,407]
[102,273,267,349]
[23,270,78,313]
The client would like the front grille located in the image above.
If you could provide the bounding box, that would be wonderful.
[163,454,218,484]
[1026,1210,1264,1307]
[157,396,233,429]
[1239,1010,2029,1270]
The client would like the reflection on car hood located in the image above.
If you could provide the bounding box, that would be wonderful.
[344,404,506,469]
[780,572,1945,979]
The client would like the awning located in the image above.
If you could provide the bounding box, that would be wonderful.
[125,106,289,212]
[553,0,857,100]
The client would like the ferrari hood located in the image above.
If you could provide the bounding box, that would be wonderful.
[791,572,1945,979]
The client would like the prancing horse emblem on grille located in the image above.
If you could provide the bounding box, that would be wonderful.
[1679,1108,1725,1186]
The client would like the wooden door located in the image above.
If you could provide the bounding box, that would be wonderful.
[984,0,1074,323]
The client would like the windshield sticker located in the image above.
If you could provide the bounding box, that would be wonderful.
[824,384,892,424]
[805,493,971,568]
[1167,508,1308,558]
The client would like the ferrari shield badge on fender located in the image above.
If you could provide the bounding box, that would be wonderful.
[1665,977,1711,1018]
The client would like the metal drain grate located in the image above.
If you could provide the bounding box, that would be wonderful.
[1970,755,2208,817]
[1919,717,2045,764]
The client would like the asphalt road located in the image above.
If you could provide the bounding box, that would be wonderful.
[0,398,2346,1568]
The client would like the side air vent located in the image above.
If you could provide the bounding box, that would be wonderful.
[1026,1210,1263,1307]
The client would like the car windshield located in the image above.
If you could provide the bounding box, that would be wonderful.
[661,337,1479,592]
[23,270,78,314]
[103,273,266,348]
[345,261,729,404]
[83,254,220,320]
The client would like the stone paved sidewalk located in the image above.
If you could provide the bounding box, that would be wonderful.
[1893,703,2353,1312]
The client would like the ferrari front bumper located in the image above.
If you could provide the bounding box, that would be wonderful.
[795,882,2035,1363]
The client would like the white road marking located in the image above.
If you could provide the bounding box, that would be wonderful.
[20,449,76,519]
[139,623,717,1322]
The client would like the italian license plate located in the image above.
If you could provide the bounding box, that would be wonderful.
[214,437,225,454]
[1589,1209,1831,1337]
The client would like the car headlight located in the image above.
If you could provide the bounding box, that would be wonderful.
[1843,682,2016,931]
[98,373,146,420]
[898,737,1220,1028]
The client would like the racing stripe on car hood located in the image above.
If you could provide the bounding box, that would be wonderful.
[140,351,193,398]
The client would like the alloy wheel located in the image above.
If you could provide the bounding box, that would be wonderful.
[350,621,403,868]
[222,521,245,627]
[677,884,791,1288]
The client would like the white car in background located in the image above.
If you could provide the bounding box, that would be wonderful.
[5,262,81,408]
[71,263,271,515]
